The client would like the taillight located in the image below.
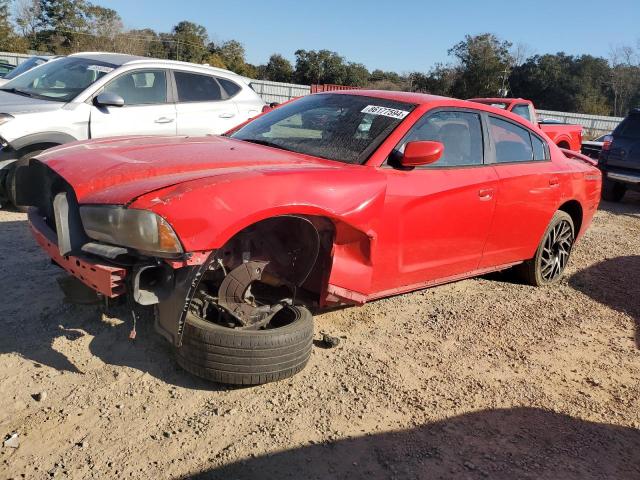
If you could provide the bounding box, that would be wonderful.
[602,135,613,151]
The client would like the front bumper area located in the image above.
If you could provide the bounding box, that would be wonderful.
[28,209,126,298]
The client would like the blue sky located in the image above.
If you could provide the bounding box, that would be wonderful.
[102,0,639,72]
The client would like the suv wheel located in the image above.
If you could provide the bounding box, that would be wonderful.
[601,178,626,202]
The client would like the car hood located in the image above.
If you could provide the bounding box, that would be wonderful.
[37,135,344,204]
[0,90,65,114]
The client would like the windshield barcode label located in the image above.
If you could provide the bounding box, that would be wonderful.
[361,105,410,119]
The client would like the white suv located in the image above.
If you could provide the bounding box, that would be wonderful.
[0,52,266,207]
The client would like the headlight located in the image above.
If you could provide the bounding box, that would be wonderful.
[79,206,183,255]
[0,113,13,126]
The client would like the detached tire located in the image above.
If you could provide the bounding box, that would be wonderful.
[176,306,313,385]
[601,178,626,202]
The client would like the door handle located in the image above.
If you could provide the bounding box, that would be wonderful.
[219,112,236,118]
[549,176,560,187]
[155,117,174,124]
[478,188,494,200]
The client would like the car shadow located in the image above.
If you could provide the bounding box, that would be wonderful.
[178,407,640,480]
[0,219,226,390]
[599,190,640,217]
[569,255,640,349]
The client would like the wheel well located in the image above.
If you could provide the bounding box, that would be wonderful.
[16,143,59,159]
[216,215,336,306]
[557,141,570,149]
[559,200,583,235]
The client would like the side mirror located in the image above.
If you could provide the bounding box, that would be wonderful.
[94,91,125,107]
[401,141,444,167]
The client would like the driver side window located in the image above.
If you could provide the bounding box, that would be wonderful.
[395,110,484,167]
[103,70,167,106]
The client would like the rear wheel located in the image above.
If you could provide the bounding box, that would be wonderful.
[517,211,575,286]
[601,178,626,202]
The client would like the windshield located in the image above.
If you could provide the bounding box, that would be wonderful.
[231,94,416,164]
[3,57,48,81]
[0,57,116,102]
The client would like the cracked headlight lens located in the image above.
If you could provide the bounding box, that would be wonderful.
[79,206,183,254]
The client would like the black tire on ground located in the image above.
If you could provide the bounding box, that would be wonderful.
[6,150,43,211]
[516,210,575,287]
[601,178,626,202]
[175,306,314,385]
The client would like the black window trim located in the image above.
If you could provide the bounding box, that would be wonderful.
[216,76,242,99]
[92,68,171,107]
[385,106,491,170]
[486,114,551,165]
[170,69,230,104]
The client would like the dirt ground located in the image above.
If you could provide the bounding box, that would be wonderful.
[0,195,639,480]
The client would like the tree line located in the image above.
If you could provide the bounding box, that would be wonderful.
[0,0,639,116]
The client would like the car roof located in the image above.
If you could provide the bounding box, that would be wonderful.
[322,89,507,110]
[322,90,545,132]
[67,51,241,78]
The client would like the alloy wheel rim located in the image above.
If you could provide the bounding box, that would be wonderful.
[540,220,574,282]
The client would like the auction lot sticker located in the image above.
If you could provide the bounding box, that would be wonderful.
[361,105,410,119]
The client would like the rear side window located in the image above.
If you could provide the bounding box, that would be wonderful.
[397,110,484,167]
[616,114,640,139]
[489,117,534,163]
[512,104,532,122]
[218,78,241,97]
[174,71,223,102]
[531,134,548,160]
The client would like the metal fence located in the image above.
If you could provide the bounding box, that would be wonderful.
[248,79,310,104]
[0,51,35,66]
[537,110,623,138]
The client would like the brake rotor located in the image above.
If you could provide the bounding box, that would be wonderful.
[217,260,275,328]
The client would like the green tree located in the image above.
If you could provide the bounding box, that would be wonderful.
[294,49,348,85]
[448,33,513,98]
[36,0,92,52]
[262,53,293,82]
[343,62,369,87]
[170,21,208,63]
[0,0,27,52]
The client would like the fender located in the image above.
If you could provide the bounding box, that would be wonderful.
[131,168,389,301]
[10,132,78,151]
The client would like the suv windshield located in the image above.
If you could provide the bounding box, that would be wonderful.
[0,57,116,102]
[231,94,416,164]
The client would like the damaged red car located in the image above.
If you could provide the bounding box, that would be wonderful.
[16,91,602,385]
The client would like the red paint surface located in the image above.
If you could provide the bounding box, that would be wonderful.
[33,91,602,304]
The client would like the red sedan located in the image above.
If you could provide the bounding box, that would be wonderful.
[17,91,602,385]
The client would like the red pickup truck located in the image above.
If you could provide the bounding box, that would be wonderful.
[469,98,583,151]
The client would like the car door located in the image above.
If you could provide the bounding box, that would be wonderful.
[479,115,560,268]
[89,69,176,138]
[374,109,499,291]
[172,70,240,136]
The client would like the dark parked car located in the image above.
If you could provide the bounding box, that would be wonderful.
[0,62,15,78]
[599,109,640,201]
